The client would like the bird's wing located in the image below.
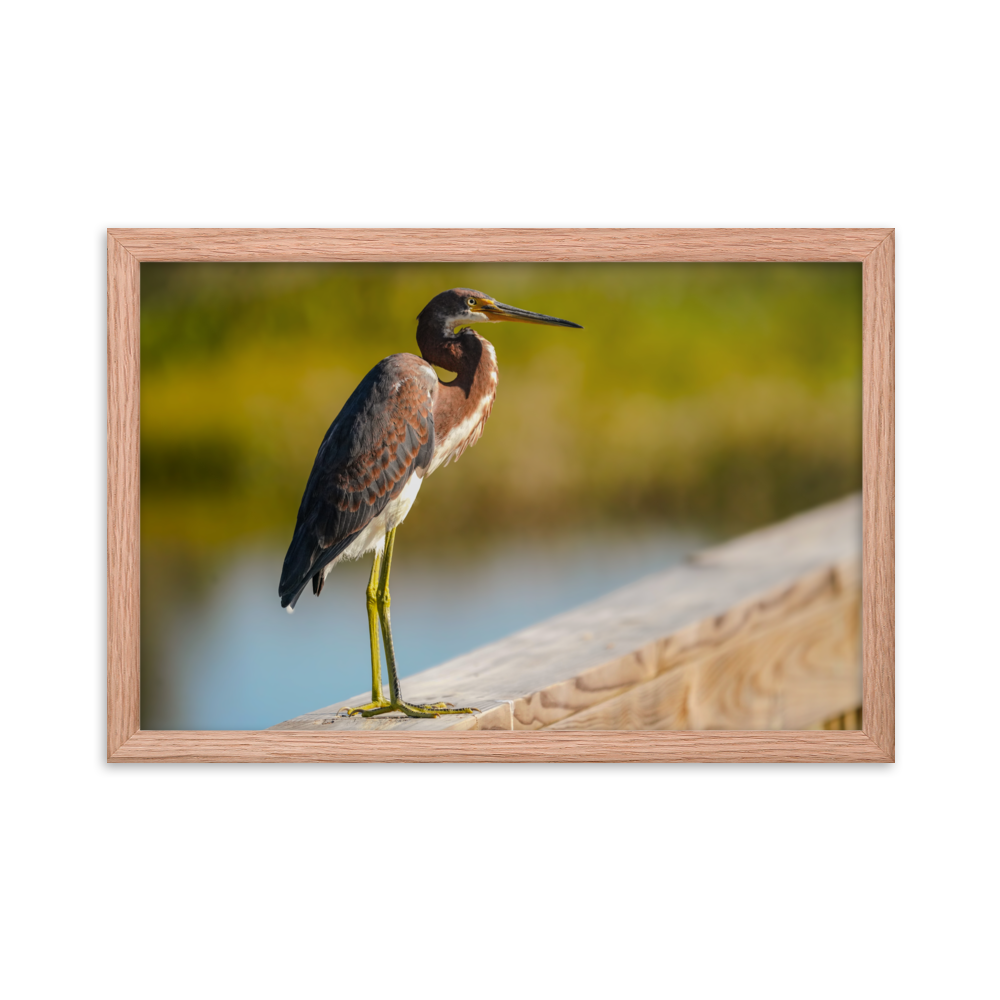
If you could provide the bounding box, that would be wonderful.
[279,355,437,608]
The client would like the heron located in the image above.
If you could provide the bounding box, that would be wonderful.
[278,288,583,718]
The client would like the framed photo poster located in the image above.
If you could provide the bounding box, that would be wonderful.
[107,228,895,763]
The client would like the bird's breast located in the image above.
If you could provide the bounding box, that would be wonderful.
[428,387,496,475]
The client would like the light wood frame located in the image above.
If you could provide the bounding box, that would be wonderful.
[107,228,894,763]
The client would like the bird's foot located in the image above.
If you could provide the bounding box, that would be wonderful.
[396,700,480,719]
[339,700,391,717]
[343,700,479,719]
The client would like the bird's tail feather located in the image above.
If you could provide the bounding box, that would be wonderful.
[279,526,358,610]
[283,580,309,611]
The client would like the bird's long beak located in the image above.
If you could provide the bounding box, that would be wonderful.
[481,300,583,329]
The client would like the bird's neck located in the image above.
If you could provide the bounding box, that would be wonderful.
[417,322,498,445]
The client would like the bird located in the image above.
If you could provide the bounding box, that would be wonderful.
[278,288,583,718]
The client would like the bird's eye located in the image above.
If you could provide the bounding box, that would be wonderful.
[468,298,476,306]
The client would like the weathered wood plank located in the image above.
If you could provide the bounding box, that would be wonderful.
[547,593,859,731]
[273,496,861,733]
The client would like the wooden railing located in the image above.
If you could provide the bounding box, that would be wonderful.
[272,495,861,733]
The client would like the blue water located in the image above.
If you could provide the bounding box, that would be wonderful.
[144,526,709,730]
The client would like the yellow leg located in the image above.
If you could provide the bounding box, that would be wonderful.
[341,549,391,715]
[348,527,479,719]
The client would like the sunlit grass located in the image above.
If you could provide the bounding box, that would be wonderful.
[140,262,861,549]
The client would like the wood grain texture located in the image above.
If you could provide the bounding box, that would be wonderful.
[862,231,895,759]
[108,228,892,263]
[274,498,861,734]
[106,227,895,762]
[107,235,141,757]
[108,730,890,763]
[547,591,860,732]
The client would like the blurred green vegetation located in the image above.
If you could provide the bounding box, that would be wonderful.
[140,262,861,548]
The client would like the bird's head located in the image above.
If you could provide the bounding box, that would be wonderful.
[418,287,583,337]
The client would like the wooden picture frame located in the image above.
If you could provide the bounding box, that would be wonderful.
[108,228,894,763]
